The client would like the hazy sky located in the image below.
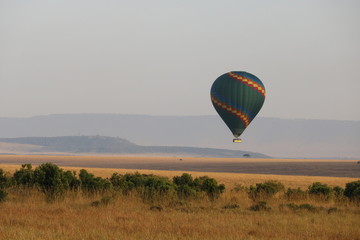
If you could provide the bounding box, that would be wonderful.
[1,0,359,120]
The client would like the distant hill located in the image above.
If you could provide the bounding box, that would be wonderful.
[0,114,359,158]
[0,136,269,158]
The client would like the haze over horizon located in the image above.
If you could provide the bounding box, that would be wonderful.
[1,1,359,121]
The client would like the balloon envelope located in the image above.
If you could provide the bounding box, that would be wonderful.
[210,71,266,138]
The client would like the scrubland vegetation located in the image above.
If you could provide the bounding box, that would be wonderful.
[0,163,359,240]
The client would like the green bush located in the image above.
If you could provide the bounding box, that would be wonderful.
[142,175,175,201]
[173,173,197,199]
[109,173,126,191]
[0,169,10,189]
[79,169,111,193]
[344,180,360,202]
[248,180,285,201]
[34,163,69,200]
[193,176,225,201]
[110,172,175,201]
[308,182,333,200]
[63,170,80,190]
[13,164,35,187]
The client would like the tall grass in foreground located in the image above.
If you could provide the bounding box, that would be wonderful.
[1,188,359,240]
[0,163,359,240]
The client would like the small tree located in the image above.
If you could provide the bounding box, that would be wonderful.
[79,169,110,193]
[248,180,285,201]
[13,164,35,187]
[344,180,360,203]
[34,163,69,201]
[194,176,225,201]
[142,175,175,202]
[173,173,197,199]
[63,170,80,190]
[308,182,332,200]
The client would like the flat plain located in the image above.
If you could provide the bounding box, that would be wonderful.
[0,154,359,178]
[0,155,359,240]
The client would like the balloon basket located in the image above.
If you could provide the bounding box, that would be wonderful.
[233,138,242,143]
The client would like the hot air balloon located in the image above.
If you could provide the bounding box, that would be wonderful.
[210,71,265,142]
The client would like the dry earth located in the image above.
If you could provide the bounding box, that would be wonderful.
[0,154,359,178]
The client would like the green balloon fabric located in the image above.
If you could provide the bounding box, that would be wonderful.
[210,71,266,138]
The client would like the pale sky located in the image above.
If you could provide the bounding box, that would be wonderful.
[1,0,359,120]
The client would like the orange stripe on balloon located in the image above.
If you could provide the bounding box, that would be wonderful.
[211,95,250,127]
[227,72,266,97]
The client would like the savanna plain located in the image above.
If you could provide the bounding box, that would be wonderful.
[0,155,359,240]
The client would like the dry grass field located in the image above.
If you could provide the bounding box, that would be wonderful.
[1,190,359,240]
[0,155,359,240]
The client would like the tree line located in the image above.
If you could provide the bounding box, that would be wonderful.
[0,163,359,205]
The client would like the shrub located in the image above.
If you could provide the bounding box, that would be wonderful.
[250,201,271,211]
[332,186,345,201]
[0,169,10,189]
[173,173,197,199]
[79,169,111,193]
[109,173,126,191]
[0,189,7,202]
[63,170,80,190]
[248,180,285,201]
[13,164,35,187]
[142,175,175,201]
[193,176,225,201]
[344,180,360,202]
[110,172,175,201]
[173,173,193,186]
[172,174,225,201]
[308,182,333,200]
[285,187,307,201]
[34,163,69,200]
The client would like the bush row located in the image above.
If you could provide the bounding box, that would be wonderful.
[0,163,225,201]
[0,163,359,204]
[233,180,360,202]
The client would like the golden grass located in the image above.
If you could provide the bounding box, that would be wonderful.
[0,189,359,240]
[0,156,359,239]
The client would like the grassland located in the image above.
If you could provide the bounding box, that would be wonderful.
[0,156,359,240]
[1,190,359,240]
